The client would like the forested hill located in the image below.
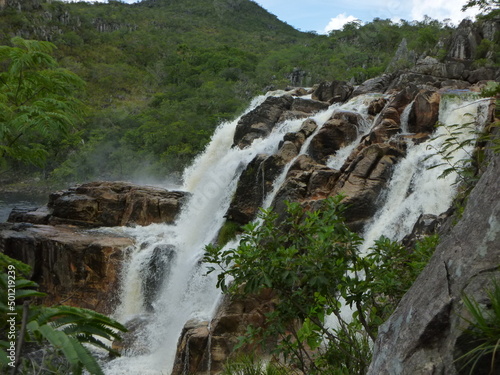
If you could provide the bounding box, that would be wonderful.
[0,0,497,186]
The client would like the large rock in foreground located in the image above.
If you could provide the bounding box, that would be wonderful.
[9,181,189,227]
[0,223,133,314]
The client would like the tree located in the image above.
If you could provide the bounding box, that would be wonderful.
[462,0,500,12]
[204,196,438,374]
[0,37,85,169]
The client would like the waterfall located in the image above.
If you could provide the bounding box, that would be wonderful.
[359,93,491,253]
[103,89,491,374]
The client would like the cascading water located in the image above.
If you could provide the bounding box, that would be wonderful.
[360,92,491,253]
[103,88,491,374]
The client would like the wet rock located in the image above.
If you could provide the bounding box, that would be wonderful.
[112,314,151,355]
[290,97,330,113]
[312,80,353,104]
[8,206,51,224]
[308,117,359,163]
[332,144,405,230]
[0,223,133,314]
[40,181,189,227]
[368,97,388,116]
[408,89,441,134]
[352,74,395,96]
[142,244,176,312]
[232,95,293,149]
[369,84,419,142]
[227,119,318,225]
[172,290,277,375]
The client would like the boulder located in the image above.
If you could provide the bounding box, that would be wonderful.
[408,89,441,134]
[369,85,419,142]
[13,181,189,227]
[331,144,405,230]
[307,114,360,163]
[368,97,388,116]
[368,152,500,374]
[352,74,395,96]
[171,290,277,375]
[312,80,353,104]
[0,223,133,314]
[232,95,293,149]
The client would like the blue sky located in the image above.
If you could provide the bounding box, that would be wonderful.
[63,0,481,34]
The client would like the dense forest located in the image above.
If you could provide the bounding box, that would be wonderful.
[0,0,498,187]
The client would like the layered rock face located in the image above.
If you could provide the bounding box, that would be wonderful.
[2,181,188,314]
[0,223,133,314]
[9,181,189,227]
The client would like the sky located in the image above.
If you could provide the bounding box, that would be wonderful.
[63,0,481,34]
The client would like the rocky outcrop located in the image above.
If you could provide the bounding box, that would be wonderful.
[0,222,133,314]
[2,181,190,314]
[312,80,353,104]
[307,111,363,163]
[9,181,189,227]
[232,95,293,149]
[232,96,330,149]
[172,290,277,375]
[227,119,317,225]
[368,152,500,375]
[329,144,405,229]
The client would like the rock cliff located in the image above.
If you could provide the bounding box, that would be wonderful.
[1,181,188,314]
[368,146,500,375]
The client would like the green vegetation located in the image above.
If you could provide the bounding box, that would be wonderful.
[0,253,126,375]
[205,196,438,374]
[456,280,500,374]
[0,0,471,185]
[221,354,289,375]
[0,36,85,172]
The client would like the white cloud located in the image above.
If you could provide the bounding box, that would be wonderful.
[410,0,481,25]
[324,13,359,33]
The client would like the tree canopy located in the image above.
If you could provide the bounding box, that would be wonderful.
[0,36,85,170]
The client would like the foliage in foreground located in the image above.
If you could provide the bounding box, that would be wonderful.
[0,252,126,375]
[456,280,500,375]
[205,195,438,374]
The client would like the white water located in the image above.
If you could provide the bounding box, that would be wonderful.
[359,93,491,253]
[104,90,490,374]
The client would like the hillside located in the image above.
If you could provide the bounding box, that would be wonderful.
[0,0,497,186]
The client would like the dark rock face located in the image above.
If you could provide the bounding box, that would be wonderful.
[232,96,329,149]
[307,111,362,163]
[408,89,441,134]
[312,80,354,104]
[171,290,277,375]
[330,144,405,230]
[368,153,500,375]
[0,223,133,314]
[9,181,189,227]
[233,95,293,149]
[227,119,318,225]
